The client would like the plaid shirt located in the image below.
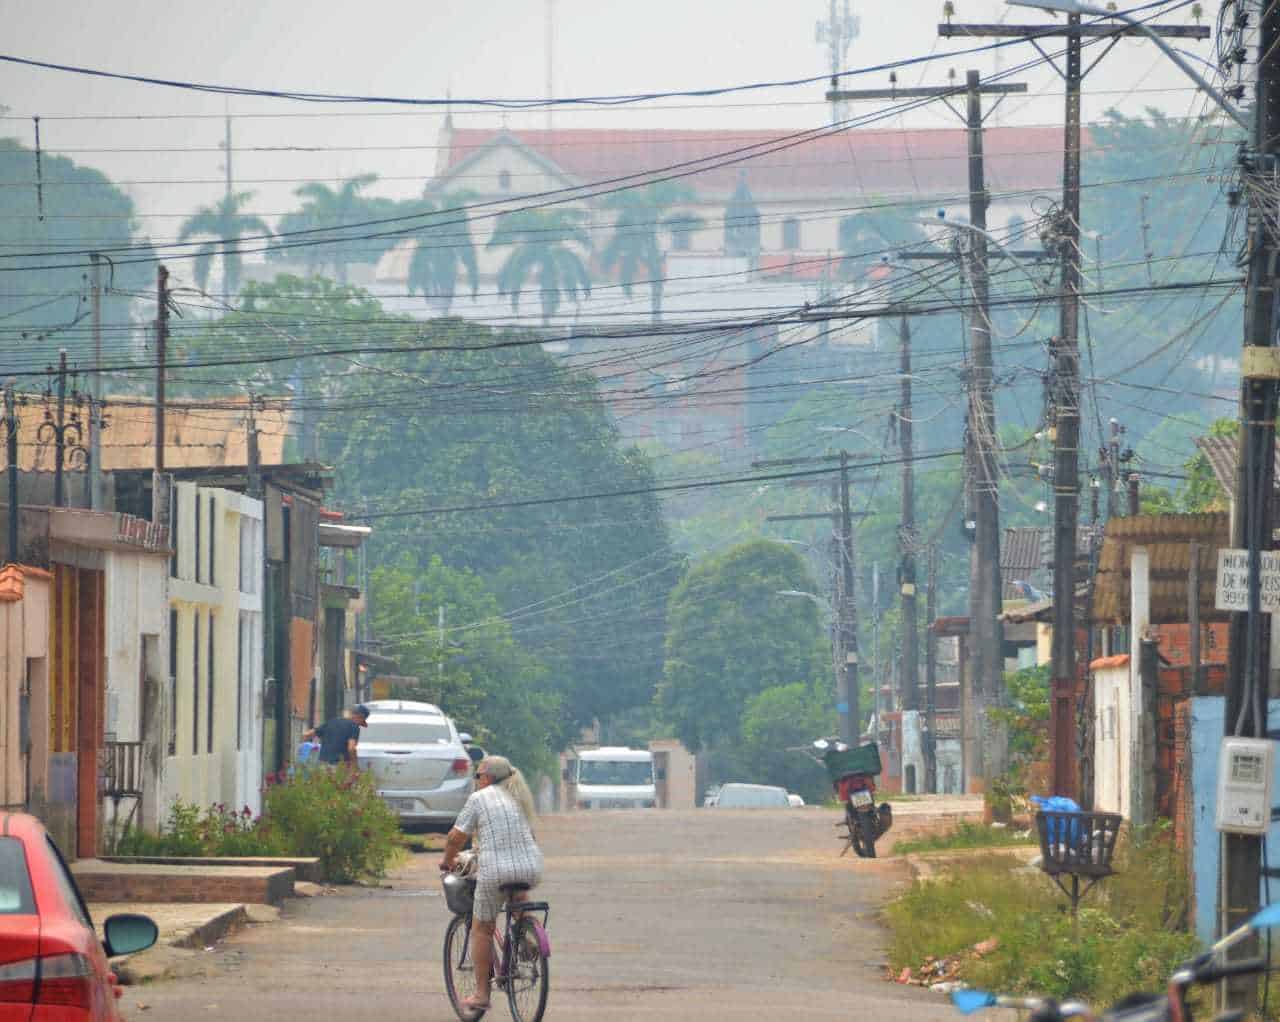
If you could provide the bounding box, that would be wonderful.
[454,785,543,885]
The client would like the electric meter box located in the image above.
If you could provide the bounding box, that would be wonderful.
[1216,737,1275,835]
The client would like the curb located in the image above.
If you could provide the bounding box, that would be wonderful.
[169,904,249,950]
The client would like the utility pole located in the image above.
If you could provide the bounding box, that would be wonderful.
[898,308,919,714]
[829,69,1028,786]
[1221,0,1280,982]
[839,450,860,739]
[925,543,938,792]
[246,396,262,500]
[939,10,1208,802]
[872,561,881,730]
[155,266,168,476]
[962,68,1006,782]
[4,380,17,564]
[758,452,868,741]
[88,253,103,510]
[545,0,556,133]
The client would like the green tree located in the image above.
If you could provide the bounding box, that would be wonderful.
[177,190,272,300]
[723,172,761,261]
[407,191,480,315]
[658,540,827,752]
[601,182,700,324]
[369,557,557,777]
[279,174,379,284]
[0,138,155,364]
[487,208,592,323]
[736,679,835,803]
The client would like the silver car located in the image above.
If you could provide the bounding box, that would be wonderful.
[357,700,476,832]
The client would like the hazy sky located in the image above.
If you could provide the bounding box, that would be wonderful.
[1,0,1218,257]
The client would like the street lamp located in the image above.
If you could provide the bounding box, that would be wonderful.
[916,212,1050,296]
[1007,0,1250,131]
[776,589,832,612]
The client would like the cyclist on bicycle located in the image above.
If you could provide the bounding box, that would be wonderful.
[440,755,544,1016]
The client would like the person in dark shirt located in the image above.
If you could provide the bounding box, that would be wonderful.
[302,704,370,765]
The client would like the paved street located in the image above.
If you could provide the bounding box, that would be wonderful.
[120,807,958,1020]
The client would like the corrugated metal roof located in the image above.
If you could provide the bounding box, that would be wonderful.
[1091,512,1229,624]
[1194,434,1280,496]
[1002,527,1049,572]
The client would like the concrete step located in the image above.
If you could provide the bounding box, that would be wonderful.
[102,855,323,884]
[72,859,295,905]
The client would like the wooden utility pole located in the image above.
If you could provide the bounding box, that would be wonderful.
[1188,540,1202,696]
[898,309,919,713]
[4,379,16,564]
[155,265,168,475]
[939,12,1209,801]
[1223,0,1280,1008]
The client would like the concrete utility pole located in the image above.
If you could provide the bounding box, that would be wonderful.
[962,68,1006,782]
[939,9,1209,800]
[4,379,16,564]
[924,543,939,792]
[838,450,860,738]
[829,69,1029,785]
[758,453,867,741]
[221,115,233,307]
[155,265,168,476]
[898,308,919,713]
[88,253,103,510]
[1223,2,1280,1004]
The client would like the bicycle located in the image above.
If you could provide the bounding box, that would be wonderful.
[952,902,1280,1022]
[442,871,551,1022]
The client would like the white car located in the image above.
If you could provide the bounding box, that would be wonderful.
[357,700,476,832]
[710,783,792,808]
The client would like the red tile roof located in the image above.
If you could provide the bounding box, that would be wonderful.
[440,126,1071,199]
[0,563,51,603]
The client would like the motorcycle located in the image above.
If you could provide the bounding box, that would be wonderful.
[813,737,892,859]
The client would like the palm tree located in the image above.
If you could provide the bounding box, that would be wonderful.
[487,209,592,324]
[288,174,379,284]
[177,191,272,302]
[406,190,480,316]
[601,182,701,325]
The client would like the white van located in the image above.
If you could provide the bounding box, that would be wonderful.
[572,747,657,809]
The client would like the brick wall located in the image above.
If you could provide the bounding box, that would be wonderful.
[72,866,294,905]
[1152,623,1230,668]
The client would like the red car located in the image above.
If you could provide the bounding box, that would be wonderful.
[0,813,157,1019]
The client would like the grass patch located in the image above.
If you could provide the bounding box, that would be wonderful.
[884,823,1199,1007]
[894,822,1036,855]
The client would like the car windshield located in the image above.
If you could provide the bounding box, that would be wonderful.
[363,720,452,745]
[578,760,653,786]
[0,838,34,915]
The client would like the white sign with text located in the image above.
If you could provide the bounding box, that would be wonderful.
[1215,548,1280,613]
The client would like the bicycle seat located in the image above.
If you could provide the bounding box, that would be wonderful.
[500,883,532,894]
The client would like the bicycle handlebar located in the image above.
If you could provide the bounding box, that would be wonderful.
[1191,956,1269,985]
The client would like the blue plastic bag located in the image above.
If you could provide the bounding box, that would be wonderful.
[1031,794,1082,845]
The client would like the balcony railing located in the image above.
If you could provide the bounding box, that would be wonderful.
[102,741,144,799]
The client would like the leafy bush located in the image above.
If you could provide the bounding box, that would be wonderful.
[263,764,402,883]
[113,767,402,883]
[885,824,1199,1009]
[114,801,282,858]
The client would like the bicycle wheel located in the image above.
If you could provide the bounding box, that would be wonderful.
[444,914,485,1020]
[505,916,550,1022]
